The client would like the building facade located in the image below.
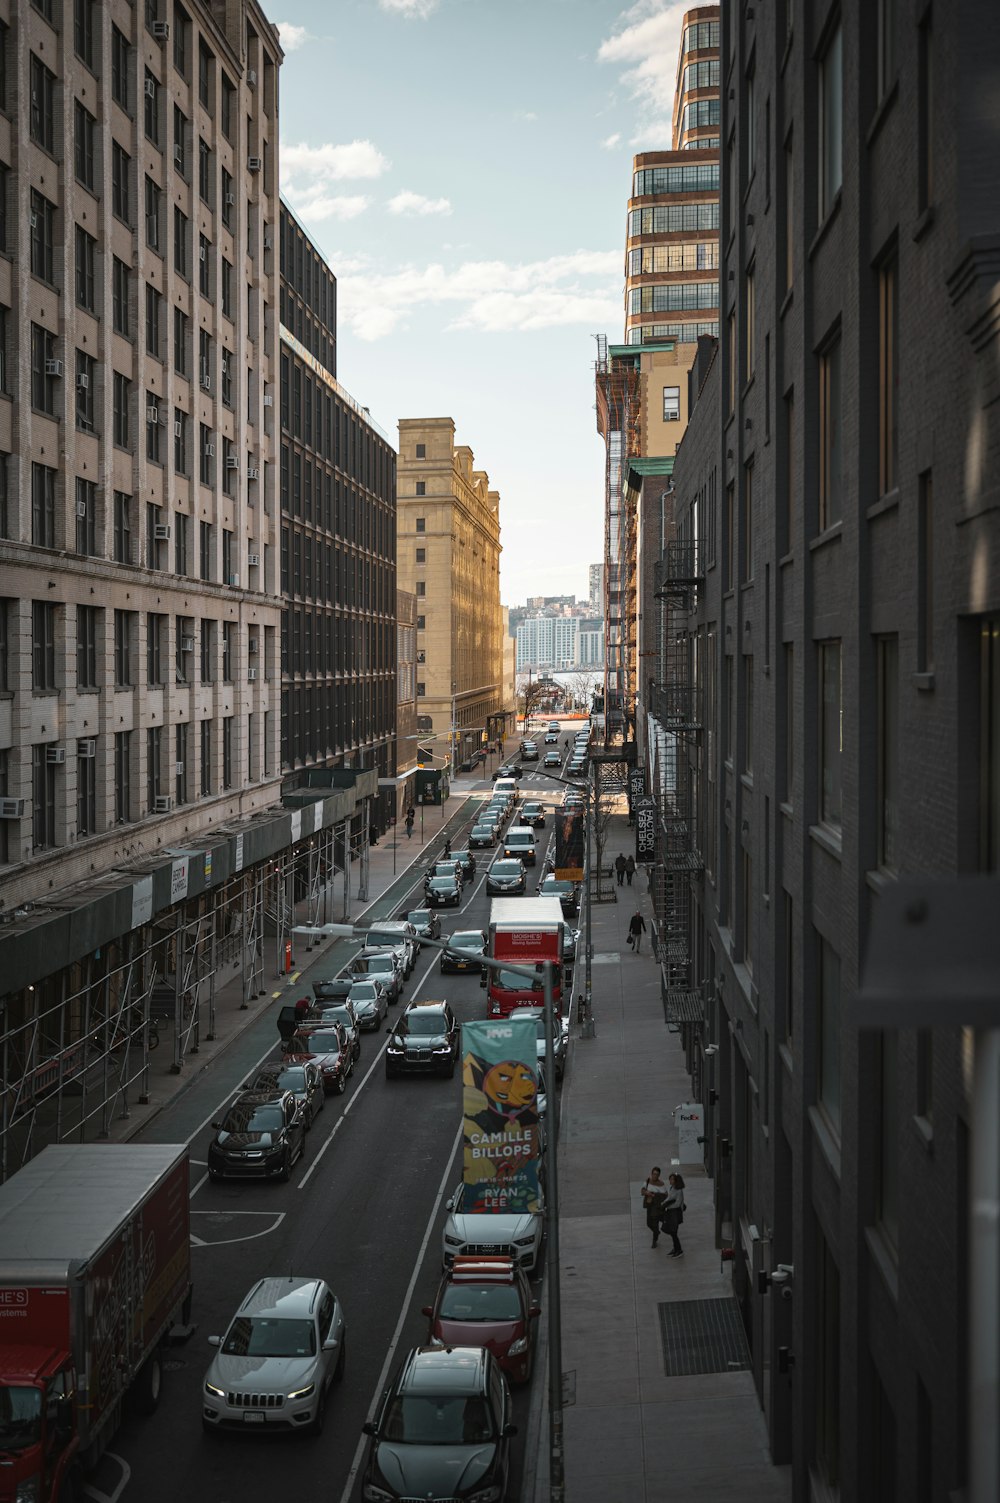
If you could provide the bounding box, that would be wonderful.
[655,2,1000,1496]
[396,418,505,772]
[278,202,397,829]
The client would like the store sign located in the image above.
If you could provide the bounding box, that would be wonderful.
[635,798,656,864]
[628,767,646,808]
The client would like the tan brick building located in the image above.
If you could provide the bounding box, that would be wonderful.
[396,418,505,772]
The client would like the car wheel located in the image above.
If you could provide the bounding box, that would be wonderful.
[336,1070,347,1095]
[277,1149,291,1183]
[334,1333,347,1383]
[309,1386,327,1438]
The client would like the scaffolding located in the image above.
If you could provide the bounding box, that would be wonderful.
[652,540,707,1025]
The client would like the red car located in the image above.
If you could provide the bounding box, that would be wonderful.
[421,1256,540,1385]
[287,1022,354,1094]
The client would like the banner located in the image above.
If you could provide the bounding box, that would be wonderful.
[463,1017,542,1213]
[635,797,656,864]
[628,766,646,810]
[555,806,585,881]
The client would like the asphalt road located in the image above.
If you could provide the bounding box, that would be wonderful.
[97,757,577,1503]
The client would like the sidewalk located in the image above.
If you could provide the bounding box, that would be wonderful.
[527,810,791,1503]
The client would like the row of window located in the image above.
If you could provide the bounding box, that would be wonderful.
[628,203,719,236]
[279,442,396,551]
[281,681,393,772]
[627,242,718,275]
[628,281,719,314]
[683,20,720,54]
[680,59,720,95]
[279,356,396,494]
[625,321,720,345]
[280,525,395,617]
[281,608,395,681]
[680,97,721,134]
[632,163,719,197]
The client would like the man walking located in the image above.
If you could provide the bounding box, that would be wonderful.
[405,806,415,839]
[615,853,626,887]
[624,854,636,886]
[628,909,646,953]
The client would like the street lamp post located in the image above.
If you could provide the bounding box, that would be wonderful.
[291,920,565,1503]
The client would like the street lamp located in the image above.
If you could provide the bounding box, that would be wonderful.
[291,920,567,1503]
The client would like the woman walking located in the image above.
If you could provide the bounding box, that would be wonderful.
[661,1172,686,1257]
[641,1167,669,1248]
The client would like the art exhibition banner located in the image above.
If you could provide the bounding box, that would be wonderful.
[555,805,585,881]
[462,1017,542,1213]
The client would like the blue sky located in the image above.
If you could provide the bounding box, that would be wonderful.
[273,0,688,606]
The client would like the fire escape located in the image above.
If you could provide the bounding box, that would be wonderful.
[651,539,705,1025]
[595,336,641,738]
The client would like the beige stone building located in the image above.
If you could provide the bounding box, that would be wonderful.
[397,419,505,772]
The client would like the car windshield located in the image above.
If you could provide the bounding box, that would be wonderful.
[492,862,521,877]
[222,1316,316,1359]
[471,826,492,837]
[274,1067,305,1091]
[450,933,482,951]
[439,1284,523,1321]
[407,911,432,927]
[366,957,394,972]
[368,930,404,948]
[497,970,544,991]
[453,851,471,863]
[0,1386,42,1451]
[222,1103,283,1134]
[381,1394,494,1445]
[320,1007,352,1027]
[542,880,572,895]
[304,1030,343,1050]
[428,878,456,891]
[402,1011,448,1037]
[349,984,377,1001]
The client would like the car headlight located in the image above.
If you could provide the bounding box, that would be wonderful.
[204,1380,225,1398]
[468,1486,502,1503]
[287,1382,315,1400]
[515,1234,536,1246]
[362,1485,394,1503]
[432,1044,452,1054]
[444,1233,463,1247]
[507,1335,529,1356]
[387,1042,403,1055]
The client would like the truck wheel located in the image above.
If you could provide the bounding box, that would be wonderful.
[132,1351,163,1415]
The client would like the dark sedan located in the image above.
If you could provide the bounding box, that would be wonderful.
[539,875,579,918]
[518,801,546,828]
[404,907,441,942]
[469,823,497,849]
[451,848,477,880]
[242,1059,325,1129]
[486,859,527,896]
[425,875,462,908]
[440,929,487,974]
[207,1089,306,1181]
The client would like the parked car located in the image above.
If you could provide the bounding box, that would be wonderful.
[539,875,579,919]
[364,920,418,976]
[385,999,460,1078]
[287,1023,353,1094]
[543,750,561,768]
[486,859,527,896]
[562,927,579,966]
[311,976,353,1004]
[421,1256,540,1386]
[508,1006,569,1082]
[207,1090,307,1182]
[350,948,404,1003]
[451,848,477,880]
[202,1275,345,1434]
[346,980,389,1032]
[296,1001,363,1062]
[242,1059,325,1129]
[440,929,487,974]
[443,1182,544,1271]
[517,800,546,828]
[469,823,498,849]
[403,907,441,943]
[425,874,462,908]
[361,1346,515,1503]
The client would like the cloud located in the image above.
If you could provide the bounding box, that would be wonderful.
[282,139,390,182]
[516,110,538,123]
[277,21,308,52]
[601,131,622,149]
[387,190,452,217]
[597,1,688,142]
[335,249,622,342]
[378,0,440,17]
[295,193,371,222]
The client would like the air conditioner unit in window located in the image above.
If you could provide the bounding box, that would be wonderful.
[46,747,66,765]
[152,20,169,39]
[174,421,182,438]
[248,637,258,652]
[199,242,206,262]
[228,574,239,587]
[154,523,171,540]
[247,156,262,172]
[225,454,238,470]
[247,552,260,567]
[175,762,185,776]
[78,739,96,759]
[77,372,89,389]
[200,374,212,391]
[0,798,26,819]
[247,68,257,86]
[262,393,273,407]
[225,191,236,207]
[144,77,156,98]
[180,636,194,652]
[76,500,87,519]
[154,794,172,812]
[247,667,257,681]
[174,144,184,168]
[263,234,272,251]
[146,406,160,424]
[29,213,37,230]
[45,359,63,377]
[203,443,215,457]
[246,466,259,480]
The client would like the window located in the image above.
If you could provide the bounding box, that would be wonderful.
[113,372,131,449]
[198,41,213,109]
[415,547,426,564]
[199,328,212,391]
[415,581,426,598]
[29,55,56,152]
[743,655,754,774]
[75,227,96,312]
[818,336,842,530]
[77,740,96,837]
[223,716,233,789]
[33,601,57,690]
[173,104,187,176]
[416,517,426,532]
[877,0,896,102]
[146,390,162,464]
[784,137,794,294]
[223,621,234,681]
[145,176,162,252]
[75,101,96,190]
[416,614,426,631]
[417,681,426,697]
[32,463,56,548]
[200,617,215,681]
[77,605,97,688]
[818,23,843,218]
[174,512,188,575]
[112,143,131,224]
[221,73,235,139]
[174,408,188,474]
[148,724,162,807]
[724,482,734,592]
[745,265,755,381]
[877,1031,899,1249]
[415,481,426,496]
[415,443,426,459]
[221,257,234,318]
[819,641,842,829]
[198,139,212,205]
[221,349,233,406]
[876,637,898,870]
[746,65,756,178]
[724,654,733,762]
[173,4,190,76]
[200,719,212,795]
[877,252,898,497]
[29,191,55,283]
[174,207,189,278]
[918,471,934,673]
[112,26,130,109]
[784,643,794,804]
[114,610,134,686]
[781,892,794,1041]
[75,478,96,555]
[113,258,131,337]
[174,307,189,376]
[147,612,165,685]
[200,424,214,486]
[221,168,234,232]
[815,1232,841,1485]
[144,70,160,144]
[114,492,132,563]
[115,731,132,823]
[918,10,934,212]
[145,285,162,358]
[30,324,57,415]
[222,529,234,581]
[199,521,212,580]
[663,386,681,422]
[741,465,753,582]
[981,618,1000,872]
[32,744,58,850]
[817,935,842,1133]
[742,847,753,972]
[727,310,737,414]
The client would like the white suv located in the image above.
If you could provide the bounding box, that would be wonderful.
[442,1182,544,1272]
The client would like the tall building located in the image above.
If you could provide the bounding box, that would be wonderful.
[588,562,605,610]
[278,202,397,829]
[655,2,1000,1495]
[396,419,505,772]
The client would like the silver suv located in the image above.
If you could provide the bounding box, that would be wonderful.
[202,1276,346,1435]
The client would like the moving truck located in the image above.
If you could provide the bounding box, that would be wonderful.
[482,897,565,1018]
[0,1143,192,1503]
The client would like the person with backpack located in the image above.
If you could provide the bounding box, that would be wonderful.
[405,806,415,838]
[627,910,646,952]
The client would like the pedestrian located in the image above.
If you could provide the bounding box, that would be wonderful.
[443,837,451,860]
[624,854,636,886]
[641,1166,669,1248]
[628,909,646,952]
[661,1172,686,1257]
[293,995,310,1025]
[615,852,626,886]
[369,822,379,847]
[405,806,415,839]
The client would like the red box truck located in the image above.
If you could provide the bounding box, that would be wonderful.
[482,897,566,1018]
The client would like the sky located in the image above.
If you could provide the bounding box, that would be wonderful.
[272,0,689,607]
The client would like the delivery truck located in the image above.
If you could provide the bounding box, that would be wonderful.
[481,896,566,1017]
[0,1143,193,1503]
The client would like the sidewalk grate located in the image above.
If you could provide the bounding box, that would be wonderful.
[657,1297,751,1376]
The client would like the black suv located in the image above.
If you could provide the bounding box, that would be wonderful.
[207,1089,306,1181]
[385,1000,460,1078]
[362,1345,515,1503]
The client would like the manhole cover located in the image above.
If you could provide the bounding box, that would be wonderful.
[162,1359,187,1371]
[657,1297,751,1377]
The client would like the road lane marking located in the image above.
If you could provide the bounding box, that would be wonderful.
[335,1120,464,1503]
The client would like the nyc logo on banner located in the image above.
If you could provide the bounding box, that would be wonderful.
[463,1017,542,1213]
